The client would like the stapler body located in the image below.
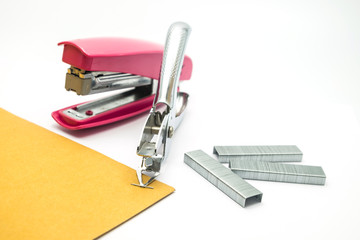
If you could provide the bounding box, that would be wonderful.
[52,37,192,130]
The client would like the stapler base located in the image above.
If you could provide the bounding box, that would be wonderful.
[52,88,154,130]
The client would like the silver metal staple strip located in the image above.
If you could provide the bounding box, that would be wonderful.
[184,150,262,207]
[213,145,303,163]
[229,159,326,185]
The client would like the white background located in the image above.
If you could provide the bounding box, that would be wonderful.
[1,0,360,239]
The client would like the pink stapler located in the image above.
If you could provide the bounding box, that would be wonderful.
[52,31,192,130]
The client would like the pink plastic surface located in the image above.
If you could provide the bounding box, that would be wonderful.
[58,37,192,80]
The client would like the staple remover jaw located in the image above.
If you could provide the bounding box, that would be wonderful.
[134,107,174,188]
[132,22,191,188]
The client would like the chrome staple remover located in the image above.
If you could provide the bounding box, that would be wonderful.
[132,22,192,188]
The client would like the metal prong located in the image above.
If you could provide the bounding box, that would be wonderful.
[131,183,154,189]
[131,166,158,189]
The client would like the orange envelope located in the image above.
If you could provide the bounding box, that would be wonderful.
[0,108,174,239]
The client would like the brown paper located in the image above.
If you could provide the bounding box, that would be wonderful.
[0,108,174,239]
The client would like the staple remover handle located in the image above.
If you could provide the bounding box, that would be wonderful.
[154,22,191,110]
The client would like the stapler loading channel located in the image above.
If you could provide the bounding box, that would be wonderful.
[52,27,192,130]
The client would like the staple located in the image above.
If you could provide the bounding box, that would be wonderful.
[229,159,326,185]
[184,150,262,207]
[213,145,303,163]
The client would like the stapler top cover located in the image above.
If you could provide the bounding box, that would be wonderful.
[59,37,192,80]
